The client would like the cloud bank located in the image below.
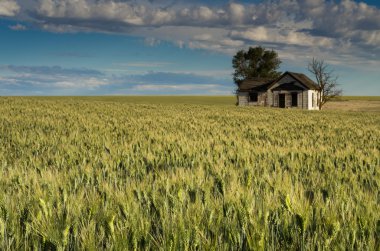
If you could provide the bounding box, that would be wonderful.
[0,0,19,16]
[4,0,380,66]
[1,0,379,95]
[0,65,232,95]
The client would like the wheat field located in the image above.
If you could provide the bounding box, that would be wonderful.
[0,97,379,250]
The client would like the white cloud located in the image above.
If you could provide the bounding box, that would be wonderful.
[121,61,172,68]
[233,26,268,42]
[1,65,233,95]
[54,77,109,89]
[12,0,376,47]
[144,37,161,46]
[197,6,215,21]
[2,65,110,90]
[230,26,334,48]
[175,40,185,49]
[193,33,213,41]
[132,84,220,91]
[1,0,379,69]
[219,39,245,47]
[228,3,245,24]
[357,30,380,47]
[38,0,147,25]
[0,0,19,16]
[151,9,173,25]
[9,24,27,31]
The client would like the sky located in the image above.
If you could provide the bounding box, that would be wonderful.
[0,0,379,96]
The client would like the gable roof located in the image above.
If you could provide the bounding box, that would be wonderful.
[238,78,274,91]
[238,71,319,92]
[272,82,304,91]
[286,72,319,90]
[267,71,319,91]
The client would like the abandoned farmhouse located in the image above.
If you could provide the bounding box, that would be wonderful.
[237,71,320,110]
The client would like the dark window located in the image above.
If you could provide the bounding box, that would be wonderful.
[291,92,298,107]
[249,92,258,102]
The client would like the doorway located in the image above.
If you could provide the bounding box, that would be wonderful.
[279,94,286,108]
[291,92,298,107]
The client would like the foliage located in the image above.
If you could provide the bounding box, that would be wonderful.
[308,58,342,109]
[0,97,379,250]
[232,46,282,87]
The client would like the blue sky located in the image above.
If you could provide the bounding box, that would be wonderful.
[0,0,379,95]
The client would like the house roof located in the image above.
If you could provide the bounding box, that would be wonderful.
[286,72,319,90]
[238,78,274,91]
[238,71,319,92]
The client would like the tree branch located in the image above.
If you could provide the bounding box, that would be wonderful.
[308,58,342,109]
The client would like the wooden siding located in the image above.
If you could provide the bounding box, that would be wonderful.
[273,92,278,107]
[298,92,303,108]
[286,93,291,107]
[237,73,319,110]
[257,92,266,106]
[238,92,249,106]
[302,90,308,109]
[240,90,314,109]
[238,92,267,106]
[268,90,309,109]
[267,91,273,107]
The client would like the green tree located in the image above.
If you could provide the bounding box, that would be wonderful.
[232,46,282,87]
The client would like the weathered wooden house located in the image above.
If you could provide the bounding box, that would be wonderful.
[237,71,320,110]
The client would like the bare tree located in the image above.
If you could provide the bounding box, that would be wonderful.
[308,58,342,110]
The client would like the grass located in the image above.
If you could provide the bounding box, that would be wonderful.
[0,96,379,250]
